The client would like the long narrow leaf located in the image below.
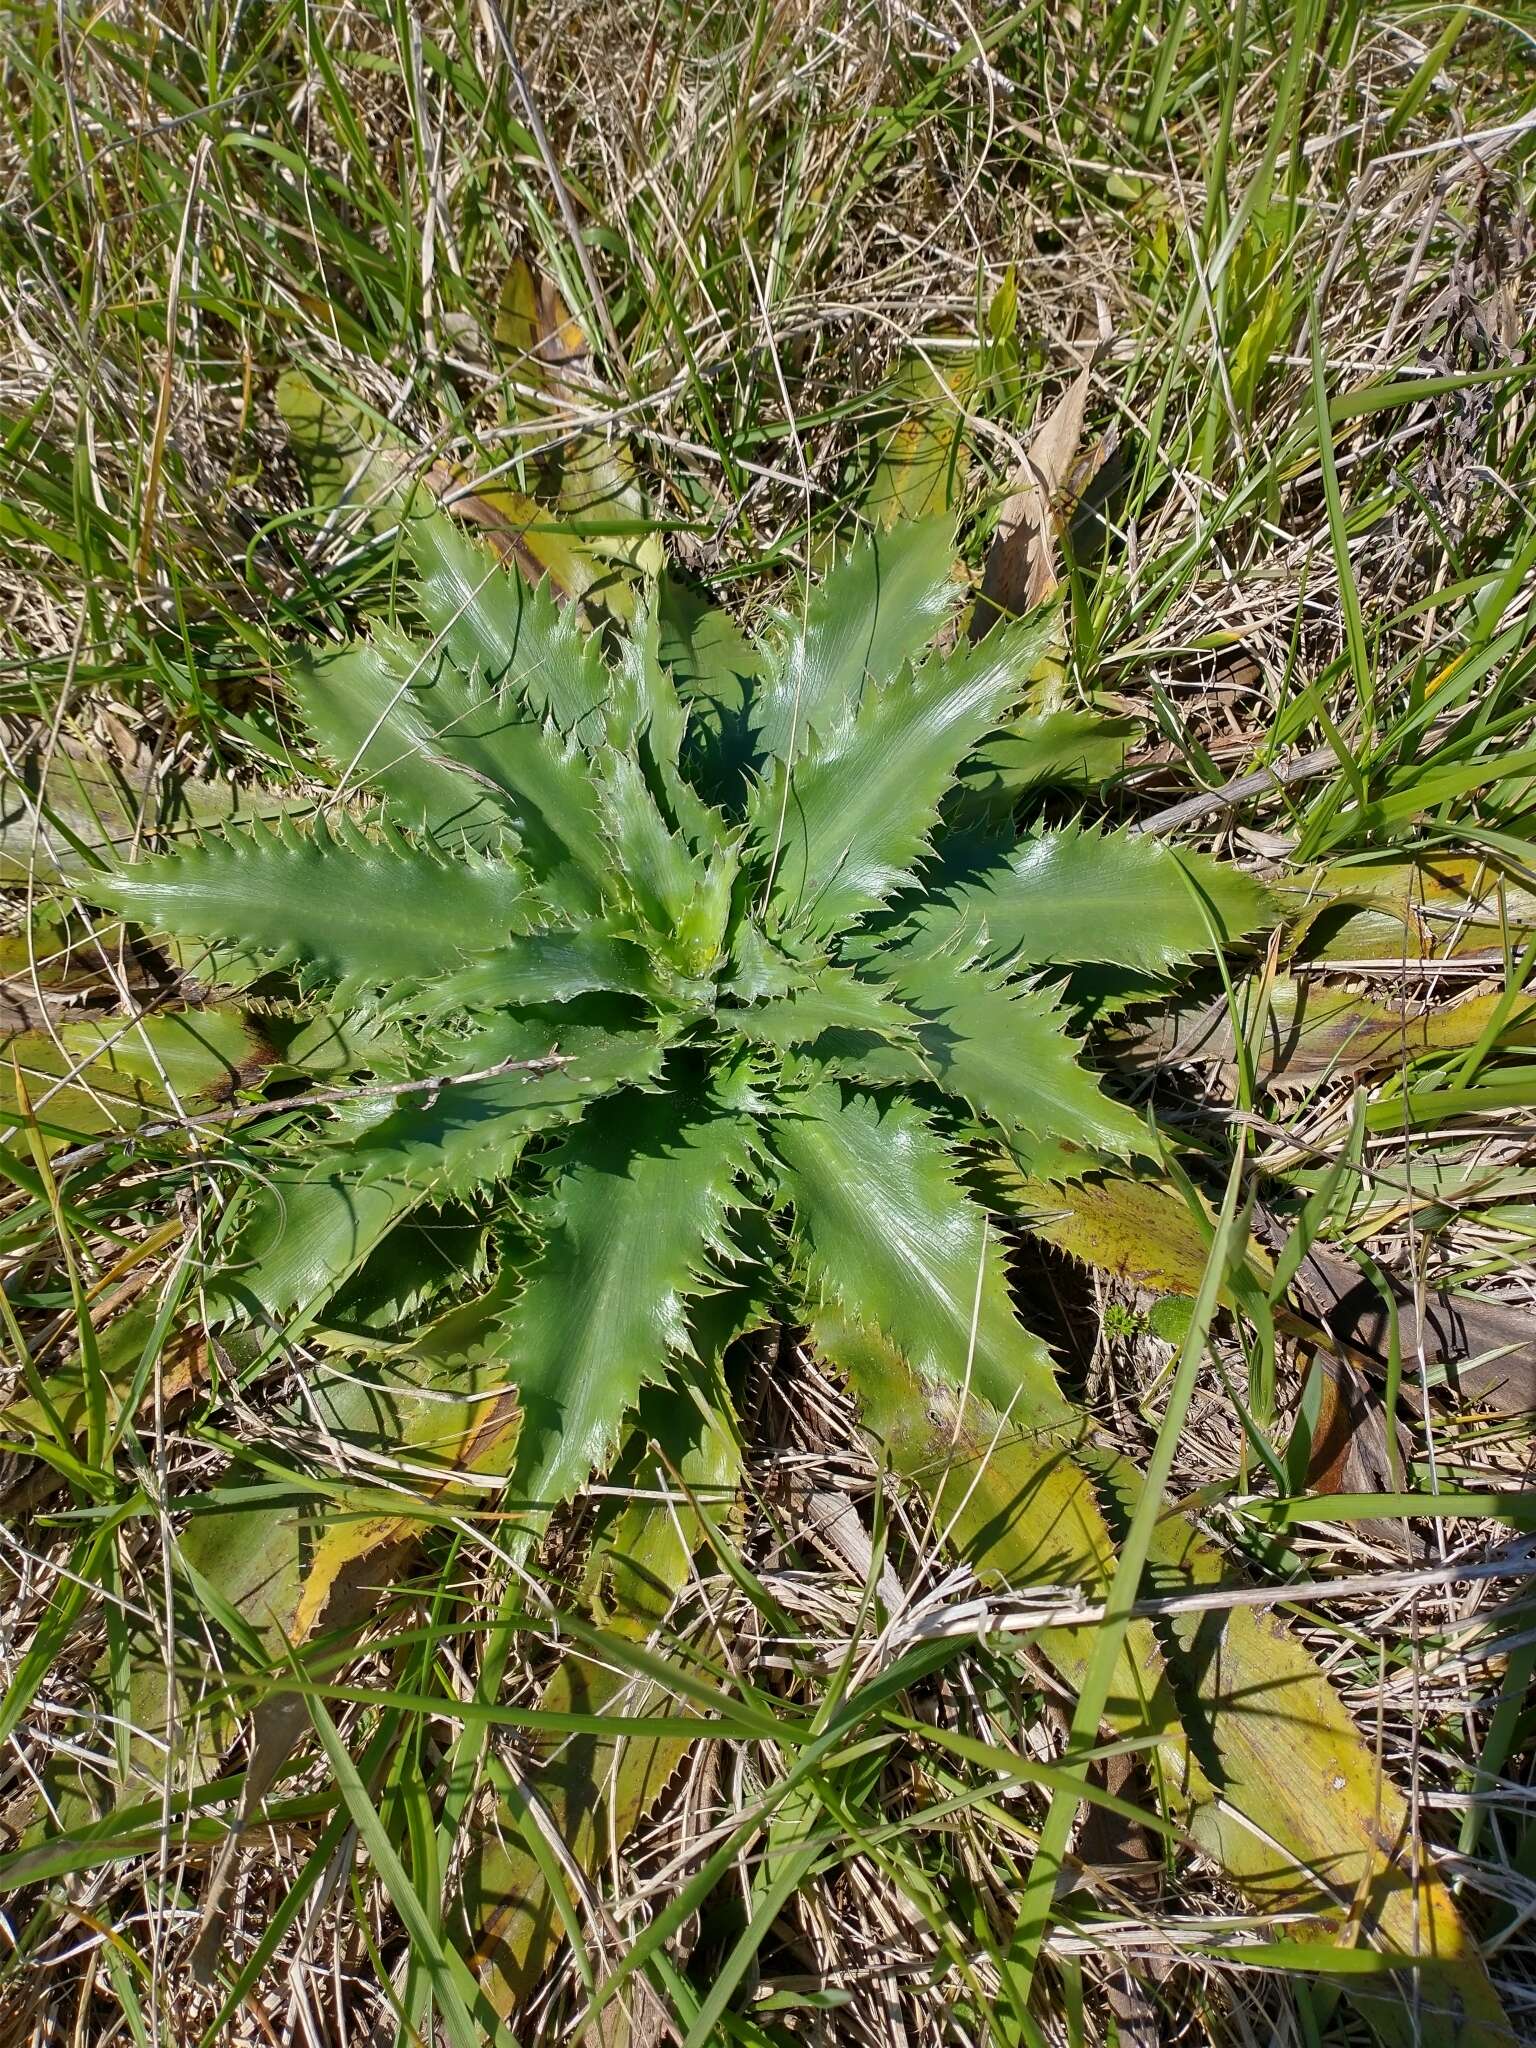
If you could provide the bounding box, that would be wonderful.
[886,822,1275,977]
[756,614,1055,936]
[774,1084,1070,1429]
[96,817,529,998]
[492,1083,753,1528]
[751,517,959,762]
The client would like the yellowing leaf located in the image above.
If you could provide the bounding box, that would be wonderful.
[1282,855,1536,962]
[275,371,623,610]
[1120,976,1536,1090]
[494,257,588,396]
[863,349,975,529]
[819,1307,1514,2046]
[1,1008,274,1150]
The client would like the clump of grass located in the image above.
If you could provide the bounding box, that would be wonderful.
[2,4,1536,2044]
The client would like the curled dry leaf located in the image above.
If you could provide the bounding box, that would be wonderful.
[973,353,1100,636]
[425,459,610,602]
[274,369,618,608]
[1295,1351,1415,1552]
[1286,1231,1536,1417]
[493,257,658,578]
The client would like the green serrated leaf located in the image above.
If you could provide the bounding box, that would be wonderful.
[291,632,610,911]
[0,735,307,886]
[951,706,1141,828]
[722,920,806,1002]
[402,507,608,729]
[411,929,666,1016]
[774,1084,1069,1429]
[724,968,919,1057]
[92,816,530,999]
[755,611,1056,938]
[868,958,1146,1163]
[657,571,764,806]
[594,749,737,976]
[490,1083,754,1532]
[751,516,959,763]
[210,1013,664,1325]
[615,598,736,860]
[277,1008,408,1079]
[318,1210,489,1337]
[888,822,1275,977]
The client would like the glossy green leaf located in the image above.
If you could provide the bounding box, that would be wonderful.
[95,816,529,998]
[869,958,1147,1163]
[723,968,920,1056]
[594,749,736,974]
[889,822,1276,977]
[402,507,607,729]
[756,612,1055,936]
[656,581,760,719]
[414,929,665,1016]
[0,737,306,887]
[210,1014,665,1325]
[774,1084,1070,1429]
[751,516,959,762]
[615,596,734,855]
[951,706,1141,827]
[491,1082,753,1531]
[291,633,609,907]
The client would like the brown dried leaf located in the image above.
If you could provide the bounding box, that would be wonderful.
[1289,1235,1536,1417]
[1297,1351,1414,1553]
[422,459,607,604]
[973,358,1095,633]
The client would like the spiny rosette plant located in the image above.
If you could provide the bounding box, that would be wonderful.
[94,508,1268,1533]
[75,512,1517,2044]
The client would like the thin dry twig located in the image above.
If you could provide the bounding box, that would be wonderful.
[41,1047,575,1178]
[1132,746,1340,837]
